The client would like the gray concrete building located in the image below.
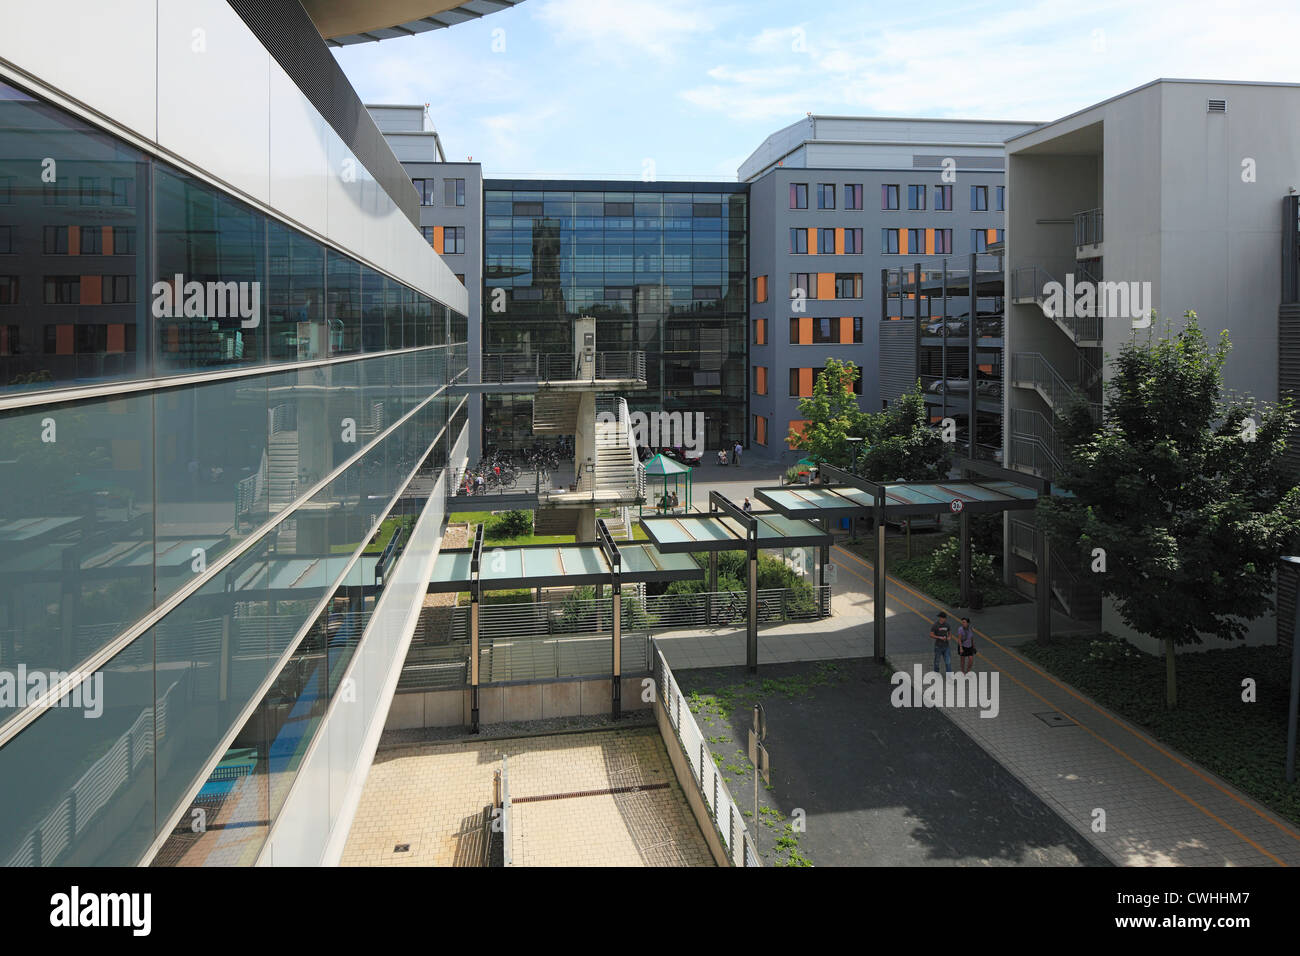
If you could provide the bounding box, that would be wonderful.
[1003,78,1300,649]
[741,115,1036,462]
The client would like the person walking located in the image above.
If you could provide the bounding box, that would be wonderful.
[956,616,976,674]
[930,611,952,674]
[743,497,752,513]
[733,441,742,466]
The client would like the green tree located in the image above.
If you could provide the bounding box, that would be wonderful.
[785,358,868,465]
[1037,312,1300,708]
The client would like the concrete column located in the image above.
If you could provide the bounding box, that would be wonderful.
[874,513,886,661]
[576,506,597,543]
[747,549,758,673]
[612,589,622,717]
[470,595,480,732]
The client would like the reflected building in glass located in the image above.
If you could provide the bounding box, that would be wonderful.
[482,181,749,453]
[0,0,477,866]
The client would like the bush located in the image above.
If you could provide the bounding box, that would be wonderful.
[486,509,532,539]
[928,536,995,583]
[1082,635,1144,666]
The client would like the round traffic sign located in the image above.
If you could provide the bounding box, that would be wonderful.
[949,498,964,513]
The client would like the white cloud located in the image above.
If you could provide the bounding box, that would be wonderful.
[532,0,718,62]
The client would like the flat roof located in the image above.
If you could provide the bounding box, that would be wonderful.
[637,511,832,553]
[756,478,1038,519]
[428,541,702,592]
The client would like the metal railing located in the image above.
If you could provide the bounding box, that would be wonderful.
[1010,352,1101,420]
[1011,265,1102,342]
[1008,518,1102,621]
[653,643,759,866]
[1010,407,1065,476]
[478,351,647,385]
[1074,208,1104,247]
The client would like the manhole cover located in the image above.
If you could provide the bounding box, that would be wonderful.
[1033,711,1076,728]
[394,843,410,853]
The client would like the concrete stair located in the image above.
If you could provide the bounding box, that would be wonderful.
[268,431,299,547]
[594,407,637,495]
[533,508,580,536]
[532,391,580,434]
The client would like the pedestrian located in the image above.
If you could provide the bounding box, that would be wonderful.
[669,490,679,510]
[956,616,976,674]
[743,497,752,513]
[733,441,742,466]
[475,473,485,494]
[930,611,952,674]
[718,448,728,466]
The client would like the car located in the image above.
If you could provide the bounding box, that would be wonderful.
[658,445,702,467]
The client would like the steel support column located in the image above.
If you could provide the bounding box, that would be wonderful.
[960,508,971,606]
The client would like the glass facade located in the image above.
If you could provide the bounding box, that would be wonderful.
[482,183,748,451]
[0,78,469,865]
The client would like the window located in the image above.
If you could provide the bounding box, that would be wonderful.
[112,177,134,206]
[881,228,900,254]
[444,178,466,206]
[790,273,816,298]
[935,185,952,210]
[817,183,835,209]
[881,184,899,210]
[443,226,465,254]
[43,225,68,255]
[43,276,80,304]
[43,181,68,205]
[420,226,434,244]
[972,229,989,252]
[414,179,435,205]
[907,228,925,252]
[971,185,989,211]
[852,316,863,343]
[754,365,767,395]
[789,368,802,396]
[0,226,10,255]
[102,275,135,304]
[834,273,862,299]
[754,415,767,446]
[844,228,863,254]
[0,276,17,304]
[789,183,808,209]
[934,228,952,254]
[789,228,808,254]
[811,318,836,343]
[79,224,102,255]
[753,275,768,303]
[908,185,926,210]
[845,184,863,210]
[0,176,12,204]
[819,228,835,254]
[996,185,1005,211]
[753,318,766,345]
[79,176,101,205]
[604,201,634,216]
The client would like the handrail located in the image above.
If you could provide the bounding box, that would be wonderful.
[1074,208,1103,246]
[1010,352,1101,420]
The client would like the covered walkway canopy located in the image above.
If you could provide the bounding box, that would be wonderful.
[427,520,703,729]
[756,460,1047,658]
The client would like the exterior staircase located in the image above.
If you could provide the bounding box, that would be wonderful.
[593,397,641,496]
[1008,518,1102,621]
[268,429,299,548]
[532,391,580,434]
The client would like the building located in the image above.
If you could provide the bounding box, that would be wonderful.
[0,0,519,867]
[481,180,749,455]
[1003,78,1300,647]
[742,115,1037,461]
[370,104,485,460]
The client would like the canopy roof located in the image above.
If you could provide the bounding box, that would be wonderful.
[428,541,701,593]
[644,453,691,476]
[638,510,832,553]
[755,477,1038,520]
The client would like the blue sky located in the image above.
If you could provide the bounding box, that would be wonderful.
[332,0,1300,181]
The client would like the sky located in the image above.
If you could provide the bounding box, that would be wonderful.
[332,0,1300,182]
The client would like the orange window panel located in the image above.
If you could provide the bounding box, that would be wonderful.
[787,419,809,449]
[756,275,767,302]
[755,318,765,345]
[839,316,853,344]
[102,226,114,255]
[978,363,993,374]
[816,272,835,300]
[81,275,102,305]
[55,324,74,355]
[898,229,908,255]
[755,366,767,395]
[798,368,813,396]
[106,324,125,353]
[68,227,80,256]
[807,227,817,256]
[798,315,812,344]
[835,228,844,255]
[756,416,767,445]
[433,226,444,254]
[986,228,996,245]
[925,228,935,255]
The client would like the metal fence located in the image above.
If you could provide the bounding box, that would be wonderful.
[1074,207,1104,247]
[653,643,759,866]
[478,351,647,385]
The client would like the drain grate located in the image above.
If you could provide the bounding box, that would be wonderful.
[393,843,410,853]
[1033,711,1076,728]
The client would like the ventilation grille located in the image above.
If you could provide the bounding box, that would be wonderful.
[1207,99,1228,113]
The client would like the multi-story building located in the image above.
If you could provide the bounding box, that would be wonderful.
[1003,78,1300,647]
[741,115,1036,461]
[0,0,514,867]
[370,104,485,460]
[481,180,749,454]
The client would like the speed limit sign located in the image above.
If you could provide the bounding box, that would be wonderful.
[950,498,964,514]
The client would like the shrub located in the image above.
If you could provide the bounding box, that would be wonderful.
[487,509,532,539]
[928,536,995,583]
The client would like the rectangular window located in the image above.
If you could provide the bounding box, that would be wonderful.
[907,228,925,253]
[0,226,10,255]
[413,179,435,205]
[996,185,1005,211]
[79,224,102,255]
[113,226,136,255]
[811,318,836,343]
[935,185,952,211]
[754,365,768,395]
[43,225,67,255]
[934,228,952,254]
[420,225,434,244]
[819,228,835,254]
[753,275,768,303]
[908,185,926,210]
[43,275,80,304]
[971,229,989,252]
[789,368,801,396]
[753,318,766,345]
[789,183,808,209]
[442,226,466,254]
[789,317,799,344]
[835,273,862,299]
[79,176,101,206]
[789,228,808,254]
[845,184,863,210]
[604,201,634,216]
[844,228,863,254]
[445,178,466,206]
[111,177,134,206]
[0,276,17,304]
[0,176,12,204]
[102,275,135,304]
[881,228,900,254]
[754,415,767,446]
[817,183,835,209]
[512,200,543,216]
[790,273,816,298]
[43,181,67,205]
[881,184,899,210]
[853,316,863,343]
[971,185,989,211]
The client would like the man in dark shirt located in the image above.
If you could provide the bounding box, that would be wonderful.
[930,611,952,674]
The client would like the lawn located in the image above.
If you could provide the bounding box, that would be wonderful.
[329,514,414,554]
[1019,636,1300,827]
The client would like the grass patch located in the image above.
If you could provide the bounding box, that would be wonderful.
[1019,636,1300,827]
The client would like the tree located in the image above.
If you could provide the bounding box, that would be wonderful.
[1037,312,1300,708]
[787,361,948,481]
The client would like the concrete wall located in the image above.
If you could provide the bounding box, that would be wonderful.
[385,675,653,729]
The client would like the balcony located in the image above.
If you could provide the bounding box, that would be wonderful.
[1074,208,1103,255]
[1009,352,1101,419]
[1009,265,1103,347]
[474,351,648,391]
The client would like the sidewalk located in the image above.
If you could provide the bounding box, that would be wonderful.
[657,540,1300,866]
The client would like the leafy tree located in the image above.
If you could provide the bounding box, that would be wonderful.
[1037,312,1300,708]
[787,361,947,480]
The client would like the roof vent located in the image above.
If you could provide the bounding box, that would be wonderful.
[1208,99,1227,113]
